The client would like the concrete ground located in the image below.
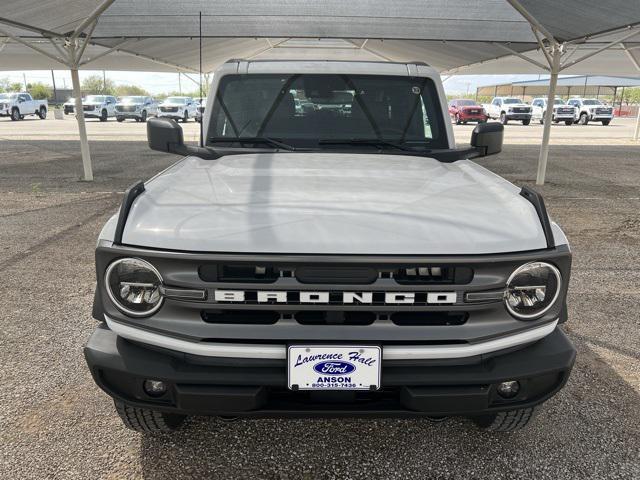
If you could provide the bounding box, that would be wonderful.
[1,116,638,479]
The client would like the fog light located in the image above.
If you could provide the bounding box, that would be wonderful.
[496,380,520,399]
[143,379,167,397]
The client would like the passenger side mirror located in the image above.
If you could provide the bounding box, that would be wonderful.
[147,117,217,159]
[471,122,503,157]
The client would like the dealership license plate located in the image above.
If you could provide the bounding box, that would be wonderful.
[287,346,381,391]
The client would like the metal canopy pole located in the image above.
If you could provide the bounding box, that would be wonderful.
[70,65,93,181]
[537,47,560,185]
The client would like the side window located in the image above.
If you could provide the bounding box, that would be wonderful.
[492,98,499,106]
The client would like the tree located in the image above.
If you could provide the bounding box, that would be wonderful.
[81,74,116,95]
[27,82,52,100]
[115,84,150,96]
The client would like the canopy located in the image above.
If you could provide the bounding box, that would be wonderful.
[1,0,640,184]
[477,75,640,98]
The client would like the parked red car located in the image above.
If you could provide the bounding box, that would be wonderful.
[448,99,488,124]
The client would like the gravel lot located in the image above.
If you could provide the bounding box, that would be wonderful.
[1,116,638,479]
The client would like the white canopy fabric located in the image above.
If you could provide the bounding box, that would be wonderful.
[1,0,640,183]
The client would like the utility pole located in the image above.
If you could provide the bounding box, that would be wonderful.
[178,72,182,94]
[51,70,57,103]
[103,70,106,93]
[23,73,28,91]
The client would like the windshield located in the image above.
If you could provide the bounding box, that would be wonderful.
[0,93,8,100]
[207,73,447,150]
[553,99,564,105]
[503,98,523,104]
[120,96,146,103]
[165,97,187,104]
[456,99,477,106]
[85,95,106,103]
[582,99,602,105]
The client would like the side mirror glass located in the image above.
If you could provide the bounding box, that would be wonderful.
[471,122,503,157]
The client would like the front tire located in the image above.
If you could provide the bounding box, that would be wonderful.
[472,407,536,432]
[11,108,20,121]
[114,400,186,433]
[565,120,573,126]
[37,106,47,119]
[522,119,530,126]
[100,109,108,122]
[141,110,147,122]
[182,110,188,122]
[578,112,588,125]
[455,113,461,125]
[116,116,125,122]
[500,112,508,125]
[601,119,610,126]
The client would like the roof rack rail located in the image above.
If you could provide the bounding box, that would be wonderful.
[113,180,145,245]
[520,186,555,249]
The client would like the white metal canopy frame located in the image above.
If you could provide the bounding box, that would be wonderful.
[1,0,639,183]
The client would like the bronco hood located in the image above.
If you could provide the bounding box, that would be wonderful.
[119,153,549,254]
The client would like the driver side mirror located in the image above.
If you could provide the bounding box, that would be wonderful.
[471,122,503,156]
[147,117,217,159]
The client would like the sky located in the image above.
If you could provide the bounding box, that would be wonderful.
[1,69,549,96]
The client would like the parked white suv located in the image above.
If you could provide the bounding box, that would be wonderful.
[157,96,198,122]
[483,97,532,125]
[0,92,48,121]
[567,98,614,125]
[85,59,575,434]
[82,95,118,122]
[115,96,158,122]
[531,98,577,126]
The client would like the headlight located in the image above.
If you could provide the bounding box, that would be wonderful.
[105,258,163,317]
[504,262,561,320]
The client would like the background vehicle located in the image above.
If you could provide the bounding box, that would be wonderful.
[194,97,207,123]
[82,95,117,121]
[157,96,198,122]
[483,97,532,125]
[63,97,79,115]
[0,92,47,121]
[115,96,158,122]
[567,98,614,125]
[531,98,577,126]
[448,99,488,124]
[85,60,575,435]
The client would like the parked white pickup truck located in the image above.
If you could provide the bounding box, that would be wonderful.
[0,92,48,121]
[531,98,577,125]
[566,98,614,125]
[483,97,532,125]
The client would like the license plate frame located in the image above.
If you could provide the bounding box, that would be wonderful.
[287,345,382,391]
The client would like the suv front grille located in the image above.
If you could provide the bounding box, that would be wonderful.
[198,263,473,285]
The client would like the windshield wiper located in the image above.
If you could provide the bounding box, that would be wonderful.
[209,137,296,151]
[318,139,426,153]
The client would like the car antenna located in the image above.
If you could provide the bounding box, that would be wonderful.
[199,10,204,148]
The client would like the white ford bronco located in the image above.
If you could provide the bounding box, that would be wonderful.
[85,60,575,433]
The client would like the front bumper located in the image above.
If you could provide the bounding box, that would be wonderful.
[506,113,532,120]
[158,111,182,119]
[589,113,614,120]
[85,324,576,417]
[459,113,487,122]
[116,111,143,118]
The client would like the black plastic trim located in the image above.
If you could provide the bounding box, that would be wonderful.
[520,186,555,249]
[113,181,145,245]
